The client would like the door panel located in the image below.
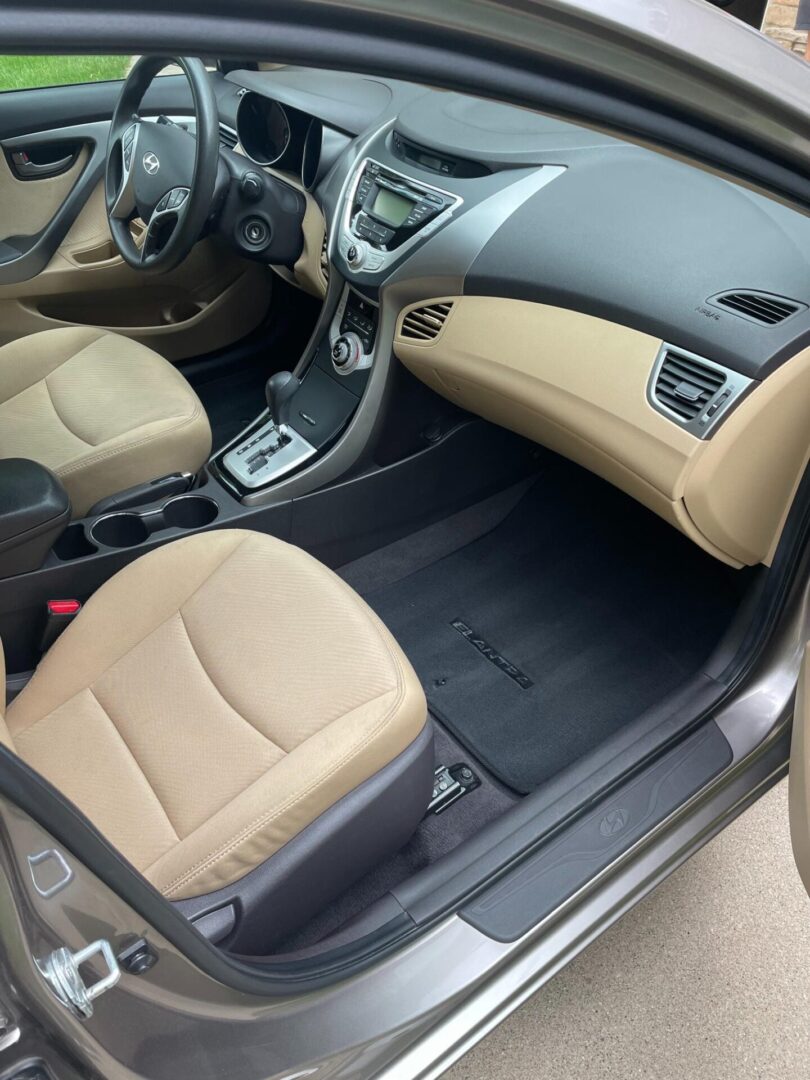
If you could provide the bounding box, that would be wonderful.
[0,74,270,360]
[789,643,810,895]
[0,122,107,283]
[0,144,87,238]
[0,177,271,361]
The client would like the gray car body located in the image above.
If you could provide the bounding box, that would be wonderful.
[0,1,808,1077]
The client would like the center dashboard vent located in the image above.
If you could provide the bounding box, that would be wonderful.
[653,348,726,421]
[709,290,804,326]
[400,302,454,342]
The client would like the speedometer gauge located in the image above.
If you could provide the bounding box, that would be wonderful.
[236,92,291,166]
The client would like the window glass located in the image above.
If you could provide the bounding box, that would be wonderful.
[0,56,131,92]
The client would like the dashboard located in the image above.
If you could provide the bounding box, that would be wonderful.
[212,65,810,569]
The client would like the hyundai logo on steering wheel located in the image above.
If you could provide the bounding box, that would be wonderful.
[142,151,160,175]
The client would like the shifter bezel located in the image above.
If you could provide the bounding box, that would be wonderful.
[222,416,317,489]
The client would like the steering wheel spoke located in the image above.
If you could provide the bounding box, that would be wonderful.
[109,122,140,220]
[141,187,190,263]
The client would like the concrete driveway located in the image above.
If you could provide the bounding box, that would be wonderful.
[448,779,810,1079]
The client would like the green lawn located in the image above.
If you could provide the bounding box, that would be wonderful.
[0,55,130,92]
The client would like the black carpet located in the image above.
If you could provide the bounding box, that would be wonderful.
[365,461,747,794]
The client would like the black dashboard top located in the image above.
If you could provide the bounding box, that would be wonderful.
[396,91,622,166]
[220,67,810,381]
[466,144,810,380]
[226,67,423,135]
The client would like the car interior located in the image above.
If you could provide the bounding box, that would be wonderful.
[0,54,808,966]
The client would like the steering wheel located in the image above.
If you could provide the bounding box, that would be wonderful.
[105,56,219,273]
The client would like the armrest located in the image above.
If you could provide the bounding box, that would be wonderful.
[0,458,70,579]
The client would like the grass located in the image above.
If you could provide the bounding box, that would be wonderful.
[0,55,130,92]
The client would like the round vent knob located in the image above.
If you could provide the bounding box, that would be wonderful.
[331,333,363,374]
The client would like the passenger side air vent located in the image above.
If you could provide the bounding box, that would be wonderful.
[653,348,726,421]
[219,124,239,151]
[400,302,454,342]
[709,290,803,326]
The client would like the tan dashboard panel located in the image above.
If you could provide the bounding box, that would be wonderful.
[685,344,810,566]
[395,295,701,494]
[289,191,327,299]
[394,296,810,569]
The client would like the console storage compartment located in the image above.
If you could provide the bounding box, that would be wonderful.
[0,459,70,578]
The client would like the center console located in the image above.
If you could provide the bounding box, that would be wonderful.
[213,149,465,499]
[216,283,379,495]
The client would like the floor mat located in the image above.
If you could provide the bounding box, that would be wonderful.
[365,461,747,794]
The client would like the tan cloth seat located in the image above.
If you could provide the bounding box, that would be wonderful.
[2,529,428,901]
[0,327,211,516]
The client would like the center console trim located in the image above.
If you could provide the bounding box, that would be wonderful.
[222,420,317,490]
[330,284,379,375]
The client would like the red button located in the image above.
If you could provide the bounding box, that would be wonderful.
[47,600,81,616]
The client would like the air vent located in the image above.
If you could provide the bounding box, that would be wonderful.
[710,290,803,326]
[653,349,726,421]
[219,125,238,151]
[320,231,329,285]
[400,302,454,342]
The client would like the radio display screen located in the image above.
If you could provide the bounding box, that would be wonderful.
[370,187,414,228]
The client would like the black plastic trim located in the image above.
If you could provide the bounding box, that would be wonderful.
[460,720,732,942]
[176,722,434,954]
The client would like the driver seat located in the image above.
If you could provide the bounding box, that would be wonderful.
[0,326,212,516]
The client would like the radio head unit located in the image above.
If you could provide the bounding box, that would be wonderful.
[338,158,462,275]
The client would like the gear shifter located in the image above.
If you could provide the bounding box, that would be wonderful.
[223,369,316,487]
[265,371,300,434]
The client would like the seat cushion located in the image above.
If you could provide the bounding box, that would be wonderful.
[0,327,211,515]
[5,529,428,900]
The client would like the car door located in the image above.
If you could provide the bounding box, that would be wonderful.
[789,644,810,893]
[0,56,271,362]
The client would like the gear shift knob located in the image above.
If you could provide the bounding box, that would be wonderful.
[265,371,300,432]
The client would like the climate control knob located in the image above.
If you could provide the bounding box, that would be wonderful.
[345,241,366,270]
[331,332,364,374]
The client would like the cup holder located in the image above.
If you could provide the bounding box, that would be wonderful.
[89,495,219,551]
[90,512,151,549]
[162,495,219,530]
